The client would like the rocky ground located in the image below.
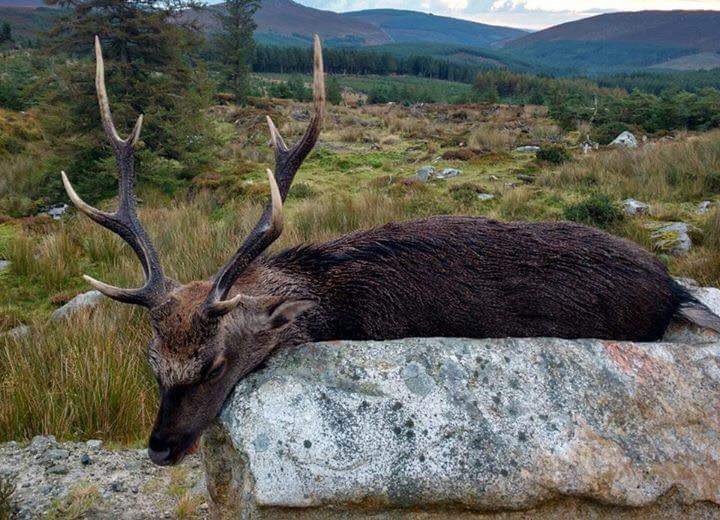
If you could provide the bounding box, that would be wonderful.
[0,436,208,519]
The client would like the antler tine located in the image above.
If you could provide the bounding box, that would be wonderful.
[266,33,325,197]
[204,35,325,316]
[59,37,169,308]
[204,169,284,317]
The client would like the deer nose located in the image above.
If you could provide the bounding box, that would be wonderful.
[148,434,172,466]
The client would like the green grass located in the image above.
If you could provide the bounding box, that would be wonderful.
[1,92,720,445]
[258,73,474,104]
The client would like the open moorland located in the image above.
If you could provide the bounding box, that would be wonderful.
[2,84,720,447]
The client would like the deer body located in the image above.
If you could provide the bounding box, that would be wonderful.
[258,216,683,344]
[64,36,720,466]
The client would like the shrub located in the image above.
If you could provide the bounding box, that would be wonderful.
[563,194,624,228]
[536,145,571,165]
[450,183,485,205]
[704,171,720,194]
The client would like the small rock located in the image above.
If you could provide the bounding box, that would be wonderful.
[86,439,103,450]
[477,194,495,202]
[45,203,69,220]
[610,131,638,149]
[0,260,9,272]
[648,222,696,255]
[517,174,535,184]
[514,145,540,153]
[697,201,712,214]
[3,325,29,339]
[110,480,125,493]
[46,449,69,461]
[414,166,435,183]
[435,168,461,180]
[30,435,56,452]
[51,291,103,321]
[623,198,649,216]
[80,453,92,465]
[46,464,68,475]
[291,110,309,122]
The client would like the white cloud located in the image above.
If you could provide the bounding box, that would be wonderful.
[296,0,720,29]
[492,0,720,11]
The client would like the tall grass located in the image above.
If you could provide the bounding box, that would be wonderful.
[0,189,445,442]
[540,131,720,202]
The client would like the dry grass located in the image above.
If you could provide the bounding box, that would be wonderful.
[540,131,720,202]
[2,96,720,446]
[467,124,517,150]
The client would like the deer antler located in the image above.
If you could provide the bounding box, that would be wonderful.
[61,36,171,308]
[203,34,325,317]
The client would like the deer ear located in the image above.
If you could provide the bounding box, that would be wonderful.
[266,300,315,330]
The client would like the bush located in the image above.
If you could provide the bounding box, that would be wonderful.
[536,145,571,165]
[704,171,720,194]
[563,194,624,228]
[450,183,485,205]
[590,122,628,145]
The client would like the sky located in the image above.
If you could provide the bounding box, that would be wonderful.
[296,0,720,29]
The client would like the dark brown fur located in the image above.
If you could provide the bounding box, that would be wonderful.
[254,216,691,343]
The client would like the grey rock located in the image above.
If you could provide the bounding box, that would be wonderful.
[46,449,68,461]
[85,439,103,450]
[46,465,68,475]
[622,198,649,216]
[45,203,69,220]
[50,291,102,321]
[647,221,696,255]
[110,480,125,493]
[610,131,638,148]
[698,200,713,214]
[2,325,29,339]
[435,168,461,180]
[80,453,91,466]
[0,260,8,272]
[514,145,540,153]
[477,193,495,202]
[413,166,435,183]
[516,174,535,184]
[203,335,720,518]
[29,435,56,452]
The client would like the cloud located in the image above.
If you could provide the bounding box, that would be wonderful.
[296,0,720,29]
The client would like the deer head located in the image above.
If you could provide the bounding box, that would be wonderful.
[62,36,325,465]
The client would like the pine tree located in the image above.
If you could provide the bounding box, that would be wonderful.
[213,0,260,102]
[0,22,12,45]
[39,0,217,202]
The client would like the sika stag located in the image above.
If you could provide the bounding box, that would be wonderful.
[63,36,720,466]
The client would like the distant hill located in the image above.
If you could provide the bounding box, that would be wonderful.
[343,9,526,49]
[190,0,391,47]
[188,1,527,49]
[507,10,720,73]
[0,5,57,40]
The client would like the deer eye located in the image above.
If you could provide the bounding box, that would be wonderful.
[206,359,226,382]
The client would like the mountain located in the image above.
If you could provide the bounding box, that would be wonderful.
[343,9,526,49]
[188,1,526,49]
[195,0,392,47]
[507,10,720,73]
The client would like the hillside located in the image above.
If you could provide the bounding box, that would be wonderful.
[507,10,720,73]
[1,0,526,49]
[344,9,526,49]
[191,0,392,47]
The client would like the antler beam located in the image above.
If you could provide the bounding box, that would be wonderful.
[60,36,170,308]
[203,34,326,316]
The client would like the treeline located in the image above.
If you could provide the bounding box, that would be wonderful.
[250,45,483,83]
[596,68,720,95]
[470,68,720,141]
